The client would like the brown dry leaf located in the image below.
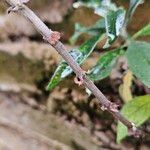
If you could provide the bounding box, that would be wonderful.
[119,70,133,103]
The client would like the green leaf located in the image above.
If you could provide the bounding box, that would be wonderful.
[103,8,126,48]
[95,6,126,48]
[126,41,150,87]
[73,0,125,48]
[47,35,101,90]
[117,95,150,143]
[133,23,150,39]
[69,19,105,45]
[88,48,124,81]
[126,0,144,21]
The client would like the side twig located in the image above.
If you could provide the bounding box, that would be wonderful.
[5,0,141,137]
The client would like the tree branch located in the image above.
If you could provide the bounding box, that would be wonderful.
[5,0,141,137]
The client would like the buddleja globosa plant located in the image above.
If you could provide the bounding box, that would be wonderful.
[5,0,150,143]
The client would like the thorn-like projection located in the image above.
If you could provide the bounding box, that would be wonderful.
[7,5,22,13]
[109,103,119,112]
[7,6,14,14]
[101,105,107,111]
[74,71,86,86]
[74,77,83,86]
[48,31,61,45]
[101,103,119,112]
[128,123,141,138]
[7,0,30,14]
